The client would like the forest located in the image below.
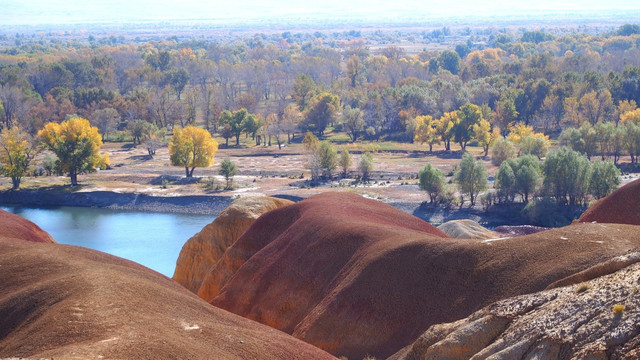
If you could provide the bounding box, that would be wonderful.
[1,22,640,215]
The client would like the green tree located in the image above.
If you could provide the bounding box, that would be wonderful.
[589,159,621,199]
[438,50,461,75]
[543,147,592,205]
[219,108,254,146]
[168,67,189,100]
[418,163,445,203]
[301,92,340,136]
[90,107,119,141]
[453,104,483,151]
[513,155,542,203]
[339,150,352,177]
[218,158,237,189]
[454,152,488,206]
[169,125,218,177]
[38,117,108,186]
[495,161,516,203]
[292,73,317,110]
[359,151,374,182]
[0,127,37,189]
[127,119,156,145]
[341,106,365,142]
[317,141,337,179]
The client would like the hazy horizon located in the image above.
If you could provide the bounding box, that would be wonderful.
[3,0,640,27]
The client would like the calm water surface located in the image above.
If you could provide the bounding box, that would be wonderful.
[1,205,214,277]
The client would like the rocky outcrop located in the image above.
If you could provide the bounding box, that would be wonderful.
[437,219,502,239]
[174,196,293,295]
[493,224,548,236]
[580,178,640,225]
[0,209,56,243]
[206,192,640,359]
[391,251,640,360]
[0,233,335,359]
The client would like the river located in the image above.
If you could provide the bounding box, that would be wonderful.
[1,205,214,278]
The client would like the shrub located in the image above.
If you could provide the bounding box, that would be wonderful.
[613,304,625,314]
[491,137,517,166]
[359,152,374,181]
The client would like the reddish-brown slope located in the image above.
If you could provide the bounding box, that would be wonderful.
[0,209,56,243]
[580,178,640,225]
[208,192,640,360]
[174,196,293,297]
[0,238,335,359]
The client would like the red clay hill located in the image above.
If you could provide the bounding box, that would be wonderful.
[0,208,56,243]
[580,177,640,225]
[204,192,640,359]
[0,211,335,359]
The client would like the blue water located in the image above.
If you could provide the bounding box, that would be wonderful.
[0,205,214,278]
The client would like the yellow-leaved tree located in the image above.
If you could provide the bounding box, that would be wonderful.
[436,111,457,152]
[620,108,640,125]
[169,126,218,177]
[38,117,109,186]
[0,126,38,189]
[414,115,440,152]
[473,119,500,156]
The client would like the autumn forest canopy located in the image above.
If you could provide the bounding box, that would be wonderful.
[0,19,640,208]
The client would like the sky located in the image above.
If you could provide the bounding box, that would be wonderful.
[2,0,640,26]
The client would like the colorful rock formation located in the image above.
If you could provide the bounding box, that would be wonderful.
[173,196,293,295]
[204,193,640,359]
[391,251,640,360]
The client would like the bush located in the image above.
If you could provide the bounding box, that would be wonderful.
[317,141,337,179]
[613,304,625,315]
[521,197,571,227]
[359,152,374,181]
[480,191,496,211]
[438,185,458,209]
[491,137,517,166]
[201,177,217,191]
[519,135,549,159]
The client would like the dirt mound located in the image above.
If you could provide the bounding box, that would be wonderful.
[206,192,640,359]
[0,209,56,243]
[0,238,335,359]
[391,252,640,360]
[173,196,293,295]
[580,178,640,225]
[437,219,501,239]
